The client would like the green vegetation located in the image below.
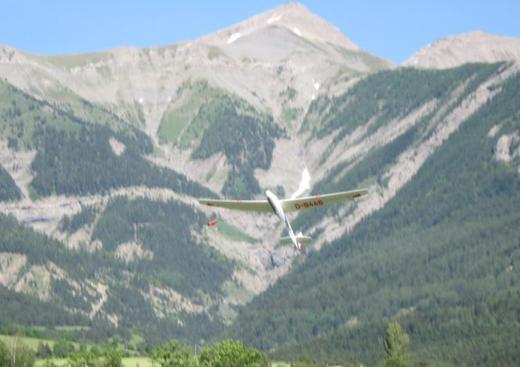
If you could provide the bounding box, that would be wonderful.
[1,324,448,367]
[199,339,269,367]
[294,64,502,230]
[190,95,282,198]
[301,63,501,142]
[0,338,35,367]
[230,72,520,366]
[121,357,152,367]
[0,335,56,352]
[92,197,233,297]
[35,357,152,367]
[159,80,283,198]
[145,339,270,367]
[0,80,132,151]
[383,322,411,367]
[0,163,21,201]
[0,213,118,324]
[0,197,231,344]
[59,205,98,233]
[279,87,300,127]
[0,80,212,199]
[207,46,224,60]
[152,341,197,367]
[293,124,420,232]
[30,125,213,198]
[280,87,297,102]
[281,108,301,126]
[158,81,226,145]
[0,80,78,150]
[34,340,268,367]
[216,219,257,244]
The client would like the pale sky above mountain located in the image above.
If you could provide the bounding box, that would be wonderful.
[1,0,518,63]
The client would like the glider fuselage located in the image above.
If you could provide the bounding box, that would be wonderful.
[265,190,285,221]
[265,190,301,250]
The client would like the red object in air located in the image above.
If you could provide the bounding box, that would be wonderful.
[207,219,218,227]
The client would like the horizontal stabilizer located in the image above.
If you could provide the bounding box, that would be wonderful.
[278,232,312,246]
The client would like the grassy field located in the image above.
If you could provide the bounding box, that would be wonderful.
[121,357,153,367]
[0,335,57,350]
[2,334,284,367]
[34,357,152,367]
[35,358,153,367]
[0,333,93,353]
[34,358,66,367]
[34,357,289,367]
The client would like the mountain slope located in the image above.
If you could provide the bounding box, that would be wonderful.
[230,70,520,366]
[0,3,391,144]
[293,62,504,239]
[0,195,234,343]
[405,31,520,69]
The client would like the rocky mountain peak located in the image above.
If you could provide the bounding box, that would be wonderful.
[201,2,359,51]
[404,30,520,69]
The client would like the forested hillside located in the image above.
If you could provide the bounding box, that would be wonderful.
[0,195,236,343]
[0,164,20,201]
[160,81,284,198]
[92,197,232,297]
[294,62,502,232]
[30,125,213,198]
[230,72,520,366]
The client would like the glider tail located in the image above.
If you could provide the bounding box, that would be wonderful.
[279,228,312,251]
[284,217,299,250]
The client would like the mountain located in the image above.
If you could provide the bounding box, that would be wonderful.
[1,2,520,365]
[230,65,520,366]
[405,31,520,69]
[0,3,390,146]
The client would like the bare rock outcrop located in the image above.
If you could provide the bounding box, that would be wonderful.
[405,31,520,69]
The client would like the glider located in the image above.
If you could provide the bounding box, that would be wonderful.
[199,188,368,251]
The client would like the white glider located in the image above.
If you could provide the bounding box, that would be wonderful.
[199,188,368,251]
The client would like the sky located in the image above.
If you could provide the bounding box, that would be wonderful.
[0,0,519,63]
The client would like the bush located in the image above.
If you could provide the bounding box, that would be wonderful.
[199,339,268,367]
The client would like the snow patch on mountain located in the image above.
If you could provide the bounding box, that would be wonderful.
[267,14,282,24]
[227,32,242,44]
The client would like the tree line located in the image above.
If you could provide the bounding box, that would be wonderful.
[0,322,418,367]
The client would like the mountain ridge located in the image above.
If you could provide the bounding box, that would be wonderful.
[405,30,520,69]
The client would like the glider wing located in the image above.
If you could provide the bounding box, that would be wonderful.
[198,198,273,213]
[281,188,368,213]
